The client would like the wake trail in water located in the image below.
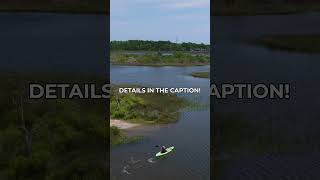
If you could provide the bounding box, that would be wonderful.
[129,156,141,164]
[121,165,131,175]
[121,155,158,175]
[147,157,157,163]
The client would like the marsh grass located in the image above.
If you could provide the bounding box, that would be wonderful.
[110,85,188,124]
[110,126,126,146]
[190,72,210,79]
[110,85,190,146]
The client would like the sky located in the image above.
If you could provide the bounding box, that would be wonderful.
[111,0,210,44]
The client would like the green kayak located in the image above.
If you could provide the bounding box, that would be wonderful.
[156,146,175,157]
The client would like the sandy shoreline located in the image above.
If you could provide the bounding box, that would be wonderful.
[110,119,140,130]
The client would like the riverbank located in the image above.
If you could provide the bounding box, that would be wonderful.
[254,34,320,54]
[110,119,140,130]
[190,72,210,78]
[110,126,143,146]
[111,62,209,67]
[111,52,209,66]
[110,119,145,146]
[110,85,187,145]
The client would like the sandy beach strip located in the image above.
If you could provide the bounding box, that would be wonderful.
[110,119,140,130]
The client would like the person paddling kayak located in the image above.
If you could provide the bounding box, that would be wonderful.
[160,146,167,153]
[155,146,175,157]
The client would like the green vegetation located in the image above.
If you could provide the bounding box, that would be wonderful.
[254,34,320,54]
[213,0,320,15]
[110,86,187,124]
[190,72,210,78]
[111,40,209,52]
[111,52,209,66]
[110,126,125,146]
[110,85,188,146]
[0,73,107,180]
[110,41,210,66]
[0,0,107,14]
[110,126,143,146]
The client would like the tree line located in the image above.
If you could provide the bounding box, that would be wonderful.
[110,40,210,52]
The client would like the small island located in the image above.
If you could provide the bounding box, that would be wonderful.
[110,40,210,66]
[110,85,187,145]
[254,34,320,54]
[190,72,210,79]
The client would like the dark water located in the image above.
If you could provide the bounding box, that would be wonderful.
[0,13,108,75]
[213,12,320,137]
[111,65,210,180]
[212,13,320,179]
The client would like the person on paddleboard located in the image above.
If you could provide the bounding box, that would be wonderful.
[160,146,167,153]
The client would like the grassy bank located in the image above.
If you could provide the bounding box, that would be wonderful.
[110,126,143,146]
[110,85,188,145]
[190,72,210,79]
[111,51,209,66]
[110,85,187,124]
[254,34,320,54]
[110,126,126,145]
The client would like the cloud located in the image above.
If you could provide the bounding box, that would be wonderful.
[164,0,209,9]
